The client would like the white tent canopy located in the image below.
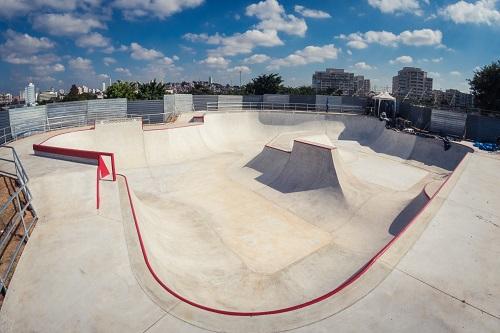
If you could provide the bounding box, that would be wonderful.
[373,92,396,117]
[373,92,396,101]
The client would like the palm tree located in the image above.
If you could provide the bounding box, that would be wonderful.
[137,79,167,100]
[105,81,138,99]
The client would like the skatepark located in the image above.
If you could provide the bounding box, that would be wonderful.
[0,110,499,332]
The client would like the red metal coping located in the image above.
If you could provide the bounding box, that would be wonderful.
[265,139,336,153]
[294,139,337,150]
[29,118,465,317]
[117,155,464,316]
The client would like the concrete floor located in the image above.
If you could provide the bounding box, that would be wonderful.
[0,112,498,332]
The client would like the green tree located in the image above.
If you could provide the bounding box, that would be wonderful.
[63,84,97,102]
[245,73,283,95]
[137,79,167,100]
[105,81,138,99]
[468,60,500,111]
[281,85,316,95]
[69,84,79,96]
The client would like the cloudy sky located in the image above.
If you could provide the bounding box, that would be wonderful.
[0,0,499,94]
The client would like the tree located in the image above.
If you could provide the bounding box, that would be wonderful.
[69,84,79,96]
[63,84,97,102]
[468,60,500,111]
[245,73,283,95]
[137,79,167,100]
[281,85,316,95]
[105,81,138,99]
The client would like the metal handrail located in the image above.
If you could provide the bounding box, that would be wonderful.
[205,102,363,113]
[127,112,175,125]
[0,146,37,295]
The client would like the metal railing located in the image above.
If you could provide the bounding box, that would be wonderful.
[206,102,363,113]
[0,112,177,146]
[0,146,37,295]
[127,112,176,125]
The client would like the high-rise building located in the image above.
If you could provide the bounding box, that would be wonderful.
[209,76,213,85]
[0,93,13,105]
[25,82,36,106]
[312,68,371,96]
[354,75,371,96]
[392,67,433,101]
[102,82,106,92]
[432,89,474,108]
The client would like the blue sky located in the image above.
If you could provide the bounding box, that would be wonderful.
[0,0,499,94]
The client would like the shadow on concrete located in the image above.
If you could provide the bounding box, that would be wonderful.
[388,191,429,236]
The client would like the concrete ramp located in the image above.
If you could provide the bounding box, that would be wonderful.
[270,139,344,193]
[245,146,290,185]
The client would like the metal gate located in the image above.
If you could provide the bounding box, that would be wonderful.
[430,109,467,137]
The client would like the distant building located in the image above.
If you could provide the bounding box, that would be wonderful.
[432,89,474,109]
[0,93,13,105]
[25,83,36,106]
[312,68,371,96]
[392,67,433,101]
[38,90,58,103]
[102,82,106,92]
[354,75,371,96]
[209,76,213,85]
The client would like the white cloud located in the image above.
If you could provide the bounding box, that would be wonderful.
[112,0,204,20]
[199,56,230,69]
[158,57,174,65]
[246,0,307,37]
[354,62,374,70]
[0,30,58,65]
[338,28,443,49]
[183,33,222,44]
[130,42,164,60]
[115,67,132,76]
[186,29,283,56]
[432,57,443,63]
[228,66,251,74]
[53,63,65,72]
[97,73,110,80]
[76,32,110,48]
[428,71,441,78]
[103,57,116,66]
[0,30,54,55]
[243,54,271,64]
[2,54,59,65]
[32,63,65,76]
[184,1,304,59]
[368,0,423,15]
[294,5,331,19]
[0,0,32,18]
[0,0,102,18]
[398,29,442,46]
[440,0,500,26]
[450,70,462,76]
[267,44,339,69]
[390,55,413,64]
[69,57,93,71]
[33,13,105,36]
[338,31,398,49]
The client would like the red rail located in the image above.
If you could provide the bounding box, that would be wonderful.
[117,154,465,316]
